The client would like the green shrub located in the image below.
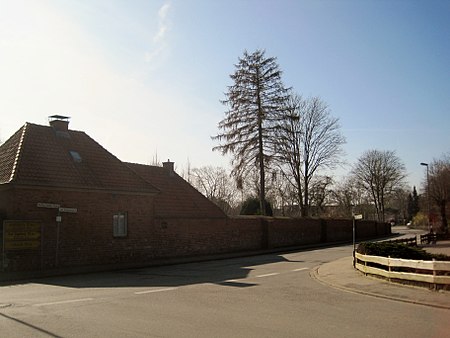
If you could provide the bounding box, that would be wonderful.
[411,212,428,228]
[240,197,273,216]
[357,242,450,261]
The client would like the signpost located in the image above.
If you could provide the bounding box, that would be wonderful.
[2,203,79,270]
[55,206,76,267]
[37,202,77,267]
[353,214,363,267]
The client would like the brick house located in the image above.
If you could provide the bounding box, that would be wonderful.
[0,116,391,277]
[0,116,226,272]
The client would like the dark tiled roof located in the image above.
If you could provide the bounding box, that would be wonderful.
[0,123,159,194]
[0,126,24,184]
[127,163,226,219]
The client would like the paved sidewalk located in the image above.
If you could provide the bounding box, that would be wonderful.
[420,240,450,256]
[313,253,450,310]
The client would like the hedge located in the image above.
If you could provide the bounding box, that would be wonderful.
[356,242,450,261]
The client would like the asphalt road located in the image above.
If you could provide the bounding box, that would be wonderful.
[0,244,448,337]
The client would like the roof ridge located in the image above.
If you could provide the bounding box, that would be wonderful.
[81,137,160,193]
[126,162,226,218]
[9,123,28,183]
[126,162,164,169]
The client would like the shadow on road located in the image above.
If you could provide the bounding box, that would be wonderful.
[21,253,293,289]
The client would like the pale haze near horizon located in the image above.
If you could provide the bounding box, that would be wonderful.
[1,0,449,191]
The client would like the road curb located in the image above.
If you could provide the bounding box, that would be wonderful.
[311,262,450,310]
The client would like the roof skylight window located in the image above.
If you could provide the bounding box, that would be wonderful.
[69,150,82,163]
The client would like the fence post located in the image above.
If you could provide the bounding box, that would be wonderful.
[388,256,391,282]
[364,256,367,275]
[433,258,437,290]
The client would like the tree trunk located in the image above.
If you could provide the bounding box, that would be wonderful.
[439,199,448,234]
[259,136,266,215]
[303,181,309,217]
[256,71,266,216]
[303,161,309,217]
[296,174,304,217]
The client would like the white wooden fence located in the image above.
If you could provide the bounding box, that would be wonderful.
[355,252,450,288]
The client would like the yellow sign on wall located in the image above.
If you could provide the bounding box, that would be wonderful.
[3,221,42,251]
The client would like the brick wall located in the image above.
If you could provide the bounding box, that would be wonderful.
[267,217,323,248]
[1,187,391,274]
[149,217,261,258]
[1,187,156,271]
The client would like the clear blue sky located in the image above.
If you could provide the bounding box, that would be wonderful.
[1,0,449,190]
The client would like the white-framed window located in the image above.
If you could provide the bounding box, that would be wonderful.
[113,212,127,237]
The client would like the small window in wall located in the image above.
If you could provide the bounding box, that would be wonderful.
[113,212,127,237]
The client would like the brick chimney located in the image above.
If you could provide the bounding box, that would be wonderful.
[49,115,70,132]
[162,159,175,176]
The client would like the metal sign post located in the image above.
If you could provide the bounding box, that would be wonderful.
[55,207,77,267]
[2,222,4,272]
[352,216,355,267]
[353,214,363,268]
[36,203,77,269]
[56,211,61,267]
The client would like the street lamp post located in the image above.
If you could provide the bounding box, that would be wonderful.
[420,162,431,232]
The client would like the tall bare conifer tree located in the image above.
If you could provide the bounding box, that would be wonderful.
[213,50,290,215]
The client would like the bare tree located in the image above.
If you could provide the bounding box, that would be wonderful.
[212,50,290,216]
[277,94,345,217]
[190,166,239,214]
[308,175,334,217]
[331,175,376,218]
[148,149,162,166]
[351,150,406,222]
[275,94,303,214]
[386,187,409,224]
[266,169,298,216]
[427,153,450,233]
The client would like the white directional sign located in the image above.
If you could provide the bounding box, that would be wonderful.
[354,214,363,220]
[59,207,77,213]
[37,203,60,209]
